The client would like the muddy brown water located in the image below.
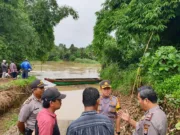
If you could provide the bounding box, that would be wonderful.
[30,61,101,135]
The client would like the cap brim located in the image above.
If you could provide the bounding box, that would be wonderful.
[57,94,66,99]
[102,85,111,89]
[38,84,48,88]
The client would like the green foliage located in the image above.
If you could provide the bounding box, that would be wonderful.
[0,0,78,63]
[142,46,180,80]
[0,76,36,91]
[176,122,180,130]
[154,74,180,99]
[164,94,180,109]
[48,44,97,62]
[117,68,137,95]
[100,63,121,89]
[93,0,180,69]
[100,63,136,94]
[13,76,36,87]
[4,113,18,131]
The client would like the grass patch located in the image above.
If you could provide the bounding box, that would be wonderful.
[74,58,99,64]
[4,113,18,130]
[0,108,19,134]
[0,76,36,91]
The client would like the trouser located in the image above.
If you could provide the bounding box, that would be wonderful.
[11,72,17,78]
[2,72,6,78]
[25,128,33,135]
[22,70,29,79]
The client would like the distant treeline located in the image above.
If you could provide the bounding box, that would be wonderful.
[48,44,97,61]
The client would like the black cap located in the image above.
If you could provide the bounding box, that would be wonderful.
[42,87,66,101]
[31,79,47,89]
[99,80,111,88]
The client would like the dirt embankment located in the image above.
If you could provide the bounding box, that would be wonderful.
[0,79,31,134]
[0,79,31,114]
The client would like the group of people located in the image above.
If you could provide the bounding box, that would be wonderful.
[1,60,18,79]
[17,79,167,135]
[1,59,32,79]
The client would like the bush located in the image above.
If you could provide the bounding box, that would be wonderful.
[141,46,180,80]
[100,63,136,94]
[117,68,137,95]
[154,74,180,99]
[100,63,121,89]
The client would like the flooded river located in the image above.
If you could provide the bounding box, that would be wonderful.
[30,61,101,135]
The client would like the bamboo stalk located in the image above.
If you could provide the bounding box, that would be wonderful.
[131,32,154,99]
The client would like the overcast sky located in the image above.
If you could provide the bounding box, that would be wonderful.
[54,0,105,48]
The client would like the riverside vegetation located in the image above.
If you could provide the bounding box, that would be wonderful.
[93,0,180,134]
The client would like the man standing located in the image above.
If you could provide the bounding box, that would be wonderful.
[119,86,167,135]
[21,59,32,79]
[1,60,8,78]
[9,61,18,79]
[17,79,46,135]
[35,87,66,135]
[66,87,114,135]
[97,80,121,135]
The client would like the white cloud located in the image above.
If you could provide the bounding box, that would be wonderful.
[54,0,105,48]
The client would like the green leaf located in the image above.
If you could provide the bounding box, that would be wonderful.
[175,122,180,130]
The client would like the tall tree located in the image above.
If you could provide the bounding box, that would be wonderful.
[25,0,79,60]
[93,0,180,68]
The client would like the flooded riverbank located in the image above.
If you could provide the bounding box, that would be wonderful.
[31,61,101,135]
[1,62,101,135]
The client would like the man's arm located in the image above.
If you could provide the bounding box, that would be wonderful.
[128,118,137,128]
[116,116,121,134]
[118,110,137,128]
[17,104,31,134]
[17,121,25,135]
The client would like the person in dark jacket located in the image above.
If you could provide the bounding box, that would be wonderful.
[21,59,32,79]
[66,87,114,135]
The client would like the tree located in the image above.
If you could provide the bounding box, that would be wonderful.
[93,0,180,69]
[25,0,79,61]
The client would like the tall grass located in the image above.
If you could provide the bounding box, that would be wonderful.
[0,76,36,91]
[100,63,136,95]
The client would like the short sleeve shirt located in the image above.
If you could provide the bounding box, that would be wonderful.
[134,105,167,135]
[97,95,121,122]
[18,94,42,130]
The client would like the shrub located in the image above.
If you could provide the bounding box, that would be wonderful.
[117,68,137,95]
[141,46,180,80]
[100,63,121,89]
[100,63,136,94]
[154,74,180,99]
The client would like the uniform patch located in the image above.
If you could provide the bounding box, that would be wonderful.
[141,116,145,121]
[145,113,153,121]
[144,124,150,135]
[23,98,32,105]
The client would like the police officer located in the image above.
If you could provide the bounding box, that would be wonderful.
[17,79,47,135]
[118,86,167,135]
[97,80,121,135]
